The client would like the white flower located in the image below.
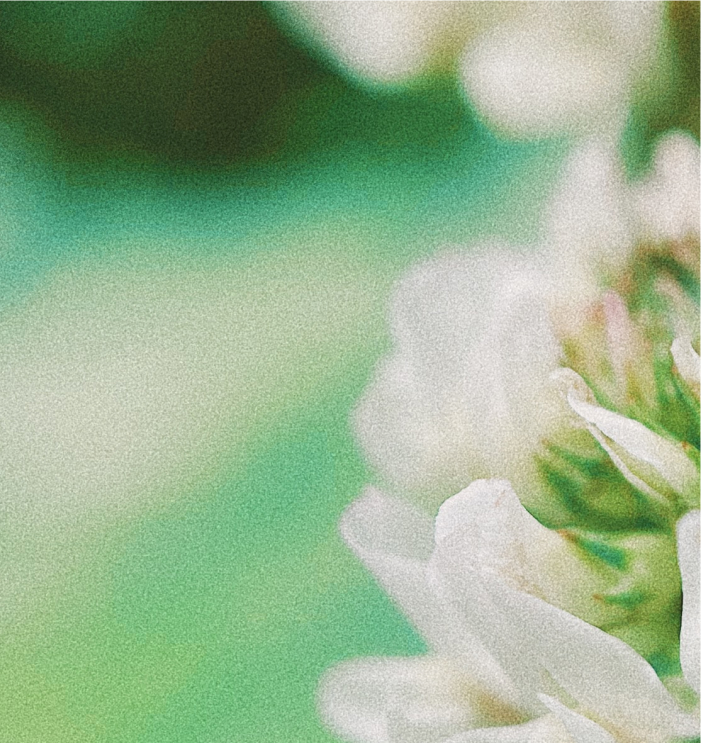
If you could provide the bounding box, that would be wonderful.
[275,2,663,138]
[355,134,699,512]
[319,481,699,743]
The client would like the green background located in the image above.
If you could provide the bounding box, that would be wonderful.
[0,3,697,741]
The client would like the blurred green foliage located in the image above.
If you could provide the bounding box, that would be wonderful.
[0,2,476,164]
[0,2,695,166]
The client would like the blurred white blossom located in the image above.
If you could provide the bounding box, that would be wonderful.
[277,1,664,138]
[319,481,699,743]
[633,131,701,244]
[355,246,563,508]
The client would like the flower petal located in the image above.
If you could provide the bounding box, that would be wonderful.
[462,21,624,137]
[545,140,633,282]
[436,477,638,641]
[565,375,699,506]
[677,510,700,694]
[461,3,661,138]
[353,353,465,503]
[633,131,701,243]
[319,656,491,743]
[354,248,562,508]
[444,714,571,743]
[340,487,443,646]
[539,694,615,743]
[431,481,548,711]
[340,487,509,694]
[485,576,698,740]
[671,337,700,398]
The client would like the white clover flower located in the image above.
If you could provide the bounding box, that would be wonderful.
[322,126,700,743]
[319,481,699,743]
[354,133,700,515]
[276,2,663,138]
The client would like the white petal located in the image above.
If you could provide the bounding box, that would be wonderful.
[550,369,699,503]
[539,695,615,743]
[340,487,508,693]
[633,132,701,243]
[354,248,562,504]
[279,1,446,83]
[677,510,700,694]
[485,577,698,740]
[544,139,633,288]
[671,337,700,395]
[565,378,699,505]
[319,656,494,743]
[353,354,467,502]
[340,486,443,645]
[461,2,661,138]
[431,481,547,711]
[445,714,571,743]
[436,477,626,634]
[434,479,564,601]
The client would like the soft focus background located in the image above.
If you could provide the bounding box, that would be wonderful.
[0,4,697,742]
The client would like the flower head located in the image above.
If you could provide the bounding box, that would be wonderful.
[355,134,699,526]
[321,130,700,743]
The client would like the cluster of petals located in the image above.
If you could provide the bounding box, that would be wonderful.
[276,2,663,137]
[322,128,700,741]
[319,482,700,742]
[354,132,700,511]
